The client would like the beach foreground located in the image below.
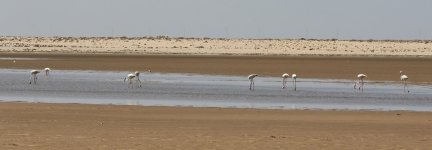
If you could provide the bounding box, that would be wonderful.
[0,102,431,149]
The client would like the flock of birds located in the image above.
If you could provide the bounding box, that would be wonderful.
[29,68,410,93]
[248,71,409,93]
[29,68,51,84]
[354,71,409,93]
[248,73,298,91]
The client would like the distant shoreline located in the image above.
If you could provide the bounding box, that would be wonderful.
[2,51,432,58]
[1,36,432,56]
[1,36,432,42]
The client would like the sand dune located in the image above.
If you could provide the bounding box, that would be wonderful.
[1,36,432,56]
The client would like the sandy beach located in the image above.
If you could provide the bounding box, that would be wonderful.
[1,37,432,149]
[1,102,431,149]
[1,37,432,56]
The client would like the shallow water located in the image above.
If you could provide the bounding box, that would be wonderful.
[1,69,431,111]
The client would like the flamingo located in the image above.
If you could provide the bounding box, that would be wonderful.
[248,74,258,91]
[124,73,137,88]
[134,71,142,87]
[282,73,290,89]
[133,70,151,88]
[292,74,297,91]
[354,74,367,91]
[400,71,409,93]
[44,68,51,79]
[29,70,40,84]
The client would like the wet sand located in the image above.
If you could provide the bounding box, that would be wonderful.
[1,102,431,149]
[1,53,432,82]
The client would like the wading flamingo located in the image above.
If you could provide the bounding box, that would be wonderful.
[248,74,258,91]
[134,71,142,87]
[282,73,290,89]
[124,73,137,88]
[29,70,40,84]
[354,74,367,91]
[133,70,151,88]
[400,71,409,93]
[44,68,51,79]
[292,74,297,91]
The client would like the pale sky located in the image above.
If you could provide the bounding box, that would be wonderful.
[1,0,431,39]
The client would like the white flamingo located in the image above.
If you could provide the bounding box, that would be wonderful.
[292,74,297,91]
[44,68,51,79]
[134,71,142,88]
[124,73,137,88]
[400,71,409,93]
[29,70,40,84]
[133,70,151,88]
[354,74,367,91]
[248,74,258,91]
[282,73,290,89]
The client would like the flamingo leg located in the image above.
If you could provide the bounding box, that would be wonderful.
[356,79,361,90]
[356,79,361,91]
[137,77,142,88]
[358,79,361,90]
[293,79,297,91]
[405,80,407,92]
[29,75,33,84]
[359,79,362,91]
[252,80,255,91]
[282,78,286,89]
